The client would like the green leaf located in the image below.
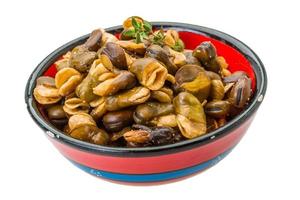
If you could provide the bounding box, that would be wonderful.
[130,17,152,44]
[172,39,185,52]
[143,20,152,32]
[131,17,139,30]
[136,32,142,43]
[122,29,136,37]
[151,29,166,46]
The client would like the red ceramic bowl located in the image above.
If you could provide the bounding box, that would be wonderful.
[25,22,267,184]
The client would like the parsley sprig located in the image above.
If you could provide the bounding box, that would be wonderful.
[172,39,185,52]
[122,17,152,43]
[151,28,166,46]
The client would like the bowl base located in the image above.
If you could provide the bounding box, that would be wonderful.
[69,147,233,185]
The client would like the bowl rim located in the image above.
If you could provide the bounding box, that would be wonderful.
[25,22,267,156]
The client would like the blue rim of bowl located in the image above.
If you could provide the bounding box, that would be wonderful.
[25,22,267,157]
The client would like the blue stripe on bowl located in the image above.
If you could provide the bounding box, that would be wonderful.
[69,148,233,183]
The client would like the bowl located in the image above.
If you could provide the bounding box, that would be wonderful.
[25,22,267,184]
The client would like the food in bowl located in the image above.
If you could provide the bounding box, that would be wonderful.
[25,18,266,183]
[32,16,253,148]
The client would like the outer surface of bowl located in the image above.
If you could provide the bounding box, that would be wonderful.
[25,22,267,184]
[51,116,253,183]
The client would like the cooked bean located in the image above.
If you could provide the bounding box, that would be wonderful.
[84,29,103,51]
[103,110,134,132]
[228,76,252,108]
[205,100,230,118]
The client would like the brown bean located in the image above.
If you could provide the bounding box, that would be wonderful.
[84,29,103,51]
[130,124,176,145]
[223,71,248,83]
[47,105,67,128]
[102,42,127,69]
[103,110,134,132]
[193,41,217,64]
[47,105,66,120]
[228,76,252,108]
[204,100,231,118]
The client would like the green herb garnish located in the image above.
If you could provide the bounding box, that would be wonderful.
[121,28,136,38]
[131,17,152,43]
[151,28,166,46]
[172,38,185,52]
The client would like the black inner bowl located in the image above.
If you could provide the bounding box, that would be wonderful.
[25,22,267,156]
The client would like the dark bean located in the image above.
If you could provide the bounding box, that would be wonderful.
[103,110,134,132]
[149,126,175,145]
[51,119,68,128]
[205,100,231,118]
[223,71,248,83]
[228,76,252,108]
[193,41,217,64]
[46,105,67,128]
[47,105,66,120]
[131,124,176,145]
[193,41,220,73]
[102,42,127,69]
[84,29,102,51]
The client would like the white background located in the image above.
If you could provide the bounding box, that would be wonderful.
[0,0,299,199]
